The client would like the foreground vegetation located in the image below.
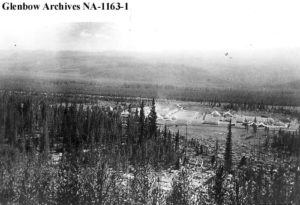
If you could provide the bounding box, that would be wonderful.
[0,91,299,204]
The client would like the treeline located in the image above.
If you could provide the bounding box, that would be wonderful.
[1,76,300,106]
[0,92,181,168]
[271,128,300,156]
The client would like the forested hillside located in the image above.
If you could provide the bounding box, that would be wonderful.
[0,91,299,204]
[0,50,300,106]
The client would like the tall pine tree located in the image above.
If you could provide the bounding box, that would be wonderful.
[224,120,232,172]
[213,165,225,205]
[139,101,145,145]
[148,98,157,139]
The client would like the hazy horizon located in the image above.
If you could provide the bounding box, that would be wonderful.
[0,49,299,92]
[1,0,300,53]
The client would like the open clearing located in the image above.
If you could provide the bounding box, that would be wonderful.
[152,100,299,145]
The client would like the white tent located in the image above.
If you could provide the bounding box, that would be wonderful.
[211,110,221,117]
[223,111,233,118]
[257,122,267,127]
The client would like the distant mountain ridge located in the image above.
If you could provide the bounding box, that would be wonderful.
[0,50,299,91]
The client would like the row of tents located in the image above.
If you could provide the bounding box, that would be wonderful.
[209,110,288,129]
[211,110,233,118]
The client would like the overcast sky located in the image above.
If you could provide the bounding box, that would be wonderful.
[1,0,300,53]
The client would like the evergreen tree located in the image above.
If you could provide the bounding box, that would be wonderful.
[213,139,219,166]
[56,161,80,205]
[148,98,157,139]
[167,169,190,205]
[271,166,286,204]
[163,125,167,146]
[213,165,225,205]
[224,120,232,172]
[293,166,300,204]
[175,130,179,152]
[126,115,132,144]
[139,101,145,145]
[215,139,219,157]
[253,117,257,134]
[40,102,49,155]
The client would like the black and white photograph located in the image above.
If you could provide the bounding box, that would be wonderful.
[0,0,300,204]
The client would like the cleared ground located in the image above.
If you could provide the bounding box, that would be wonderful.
[154,100,299,145]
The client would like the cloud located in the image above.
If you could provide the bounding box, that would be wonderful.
[1,0,300,52]
[49,22,119,51]
[0,22,120,51]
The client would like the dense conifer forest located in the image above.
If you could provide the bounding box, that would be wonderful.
[0,90,299,204]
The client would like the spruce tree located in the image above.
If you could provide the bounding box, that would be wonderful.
[213,165,225,205]
[224,120,232,172]
[163,125,167,146]
[215,139,219,157]
[214,139,219,166]
[148,98,157,139]
[167,169,190,205]
[293,166,300,204]
[139,101,145,145]
[175,130,179,152]
[253,117,257,134]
